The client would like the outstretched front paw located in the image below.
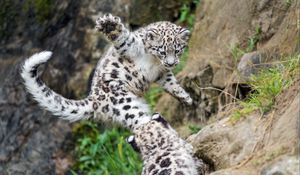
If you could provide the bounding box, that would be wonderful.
[95,14,124,40]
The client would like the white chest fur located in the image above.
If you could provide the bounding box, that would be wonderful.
[134,53,164,82]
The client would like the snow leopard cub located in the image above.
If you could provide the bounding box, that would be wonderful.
[21,14,192,131]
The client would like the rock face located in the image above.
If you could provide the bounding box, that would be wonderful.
[188,80,300,174]
[0,0,132,97]
[129,0,191,27]
[0,59,70,175]
[156,0,300,132]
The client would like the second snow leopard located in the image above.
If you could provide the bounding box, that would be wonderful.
[21,14,192,131]
[126,113,204,175]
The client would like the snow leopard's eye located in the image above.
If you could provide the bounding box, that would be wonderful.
[147,33,154,40]
[150,46,159,51]
[160,51,166,56]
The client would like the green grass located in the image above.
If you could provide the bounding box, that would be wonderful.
[188,124,202,134]
[230,54,300,122]
[71,122,142,175]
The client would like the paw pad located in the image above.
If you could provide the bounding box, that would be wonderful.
[95,13,123,34]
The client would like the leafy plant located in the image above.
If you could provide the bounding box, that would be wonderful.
[178,0,200,29]
[230,55,300,122]
[71,121,142,175]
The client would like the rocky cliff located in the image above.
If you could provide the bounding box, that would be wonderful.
[156,0,299,135]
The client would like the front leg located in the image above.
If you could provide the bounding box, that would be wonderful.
[95,14,139,57]
[157,71,193,105]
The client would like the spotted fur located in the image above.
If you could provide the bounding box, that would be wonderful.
[21,14,192,131]
[127,113,203,175]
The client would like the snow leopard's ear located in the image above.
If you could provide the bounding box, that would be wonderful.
[146,28,159,41]
[151,113,170,129]
[126,135,140,153]
[179,28,190,42]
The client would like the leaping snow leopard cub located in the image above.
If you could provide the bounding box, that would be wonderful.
[21,14,192,131]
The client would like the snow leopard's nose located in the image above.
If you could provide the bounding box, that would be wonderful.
[164,56,178,67]
[164,59,178,68]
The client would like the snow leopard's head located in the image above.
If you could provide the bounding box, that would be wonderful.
[143,22,190,69]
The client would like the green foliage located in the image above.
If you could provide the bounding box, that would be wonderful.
[71,121,142,175]
[179,0,200,30]
[188,124,202,134]
[230,55,300,122]
[144,86,163,111]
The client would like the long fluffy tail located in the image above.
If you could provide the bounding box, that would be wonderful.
[21,51,95,121]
